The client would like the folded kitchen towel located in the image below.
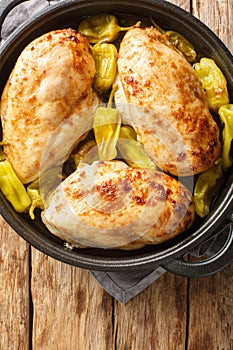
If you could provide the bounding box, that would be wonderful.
[91,267,167,304]
[91,226,232,303]
[1,0,231,304]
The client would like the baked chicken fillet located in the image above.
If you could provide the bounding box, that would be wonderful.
[115,27,221,176]
[41,161,195,249]
[1,29,96,184]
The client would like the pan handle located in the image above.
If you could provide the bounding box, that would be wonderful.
[0,0,30,34]
[162,221,233,278]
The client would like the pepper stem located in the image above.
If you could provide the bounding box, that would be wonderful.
[119,21,141,32]
[149,18,166,34]
[107,82,118,108]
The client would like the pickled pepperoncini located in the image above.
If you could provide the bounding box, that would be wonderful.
[78,14,141,43]
[218,104,233,170]
[117,125,156,169]
[27,167,63,219]
[0,150,31,212]
[194,103,233,217]
[92,43,117,94]
[27,179,44,220]
[194,58,229,111]
[93,106,121,161]
[194,159,223,217]
[166,31,197,62]
[150,18,197,62]
[72,139,99,167]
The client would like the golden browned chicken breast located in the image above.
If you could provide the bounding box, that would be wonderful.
[1,29,97,184]
[115,27,221,176]
[41,160,195,249]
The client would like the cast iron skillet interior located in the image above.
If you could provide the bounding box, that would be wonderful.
[0,0,233,271]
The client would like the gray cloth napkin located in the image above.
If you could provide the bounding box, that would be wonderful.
[91,267,167,304]
[91,223,233,303]
[1,0,231,304]
[91,227,231,304]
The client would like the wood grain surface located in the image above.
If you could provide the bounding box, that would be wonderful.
[0,0,232,349]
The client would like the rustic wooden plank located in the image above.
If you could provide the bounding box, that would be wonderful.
[114,272,188,350]
[0,216,30,350]
[192,0,233,52]
[168,0,191,11]
[31,249,113,350]
[187,263,233,350]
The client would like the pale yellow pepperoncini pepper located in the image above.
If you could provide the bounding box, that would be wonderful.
[78,14,141,43]
[0,150,31,213]
[93,106,121,161]
[117,125,157,169]
[150,18,197,62]
[27,179,45,220]
[218,104,233,170]
[27,167,63,219]
[72,139,99,167]
[194,159,223,217]
[194,104,233,217]
[92,43,117,95]
[194,58,229,111]
[93,84,121,161]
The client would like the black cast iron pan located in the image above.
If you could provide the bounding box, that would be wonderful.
[0,0,233,277]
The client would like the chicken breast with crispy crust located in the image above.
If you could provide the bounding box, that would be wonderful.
[115,27,221,176]
[1,29,97,184]
[41,160,195,249]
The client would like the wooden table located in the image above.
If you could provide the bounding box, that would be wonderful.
[0,0,232,349]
